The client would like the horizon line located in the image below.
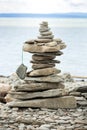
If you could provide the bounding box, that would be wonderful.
[0,12,87,18]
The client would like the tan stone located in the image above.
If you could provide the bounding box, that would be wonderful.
[32,54,55,61]
[14,82,65,92]
[9,89,67,100]
[7,96,77,109]
[0,83,11,97]
[5,93,14,102]
[25,75,63,83]
[23,43,66,53]
[46,41,57,47]
[35,39,53,43]
[28,68,61,77]
[32,63,55,69]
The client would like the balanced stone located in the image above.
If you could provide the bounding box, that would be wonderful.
[30,59,60,64]
[25,39,35,44]
[8,89,67,100]
[45,41,57,47]
[33,51,63,56]
[32,54,55,61]
[35,39,53,43]
[27,67,61,77]
[14,82,65,92]
[7,96,77,109]
[23,43,66,53]
[40,31,52,36]
[25,75,63,83]
[38,35,54,39]
[39,27,50,32]
[32,63,55,69]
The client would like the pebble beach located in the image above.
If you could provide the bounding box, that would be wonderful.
[0,73,87,130]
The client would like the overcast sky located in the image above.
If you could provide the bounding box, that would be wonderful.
[0,0,87,13]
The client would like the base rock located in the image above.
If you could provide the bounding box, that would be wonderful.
[7,96,77,109]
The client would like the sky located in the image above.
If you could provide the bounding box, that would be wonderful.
[0,0,87,13]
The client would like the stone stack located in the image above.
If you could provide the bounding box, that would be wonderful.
[7,21,77,109]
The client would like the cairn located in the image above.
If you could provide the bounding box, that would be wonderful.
[7,21,77,109]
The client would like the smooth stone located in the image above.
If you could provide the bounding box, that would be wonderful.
[33,51,63,56]
[0,83,11,97]
[32,63,55,69]
[38,35,54,39]
[25,75,63,83]
[23,43,66,53]
[35,39,53,43]
[75,86,87,93]
[40,31,52,36]
[14,82,65,92]
[45,41,57,47]
[82,93,87,99]
[8,89,67,100]
[25,39,35,44]
[39,27,50,32]
[31,59,60,64]
[54,38,62,43]
[7,96,77,109]
[40,21,48,25]
[32,54,55,61]
[27,68,61,77]
[77,101,87,106]
[69,92,81,96]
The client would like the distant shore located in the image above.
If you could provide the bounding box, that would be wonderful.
[0,13,87,18]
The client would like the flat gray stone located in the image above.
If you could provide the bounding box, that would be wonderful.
[35,39,53,43]
[38,35,54,39]
[32,63,55,69]
[30,59,60,64]
[8,89,67,100]
[7,96,77,109]
[39,27,50,32]
[23,43,66,53]
[82,93,87,99]
[33,51,63,56]
[14,82,65,92]
[25,75,63,83]
[27,68,61,77]
[41,31,52,36]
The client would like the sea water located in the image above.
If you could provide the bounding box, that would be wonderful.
[0,18,87,76]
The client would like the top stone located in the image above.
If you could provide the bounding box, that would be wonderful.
[23,21,66,53]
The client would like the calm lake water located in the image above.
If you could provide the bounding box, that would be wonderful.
[0,18,87,76]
